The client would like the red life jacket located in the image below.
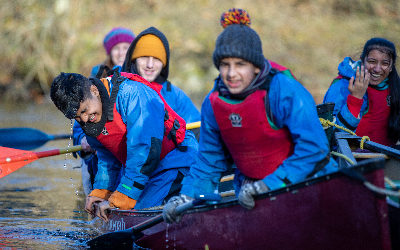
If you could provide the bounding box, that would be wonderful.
[332,75,393,146]
[209,63,294,179]
[356,87,391,146]
[96,72,186,164]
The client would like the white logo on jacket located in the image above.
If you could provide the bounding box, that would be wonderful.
[101,127,109,135]
[229,113,242,127]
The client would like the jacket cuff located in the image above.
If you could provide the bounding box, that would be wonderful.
[117,176,146,200]
[263,173,287,191]
[346,95,363,118]
[108,191,137,210]
[89,189,112,200]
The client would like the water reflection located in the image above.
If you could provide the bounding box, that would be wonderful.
[0,101,99,249]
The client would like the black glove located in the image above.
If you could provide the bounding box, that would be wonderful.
[162,194,193,224]
[238,179,269,210]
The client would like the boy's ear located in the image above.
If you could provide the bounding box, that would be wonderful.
[90,85,99,97]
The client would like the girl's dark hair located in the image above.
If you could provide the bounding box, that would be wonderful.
[360,37,400,143]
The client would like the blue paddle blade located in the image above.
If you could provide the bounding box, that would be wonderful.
[0,127,64,150]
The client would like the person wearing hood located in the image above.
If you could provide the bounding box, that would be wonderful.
[162,8,338,222]
[323,37,400,249]
[323,37,400,147]
[122,26,201,129]
[73,27,201,196]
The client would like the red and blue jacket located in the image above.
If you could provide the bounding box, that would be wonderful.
[81,73,198,204]
[181,60,337,197]
[323,57,393,146]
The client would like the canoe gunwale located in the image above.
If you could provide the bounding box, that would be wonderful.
[109,157,385,217]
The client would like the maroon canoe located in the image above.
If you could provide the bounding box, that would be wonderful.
[97,158,391,250]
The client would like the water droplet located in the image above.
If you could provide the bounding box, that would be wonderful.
[165,223,169,248]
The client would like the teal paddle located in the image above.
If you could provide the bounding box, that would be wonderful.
[0,122,201,151]
[0,127,71,150]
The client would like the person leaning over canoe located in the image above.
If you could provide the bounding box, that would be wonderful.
[50,71,199,221]
[163,8,338,222]
[73,27,136,196]
[73,27,202,196]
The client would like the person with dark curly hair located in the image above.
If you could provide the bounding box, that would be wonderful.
[50,70,199,222]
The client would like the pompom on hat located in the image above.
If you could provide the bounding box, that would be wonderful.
[103,27,136,55]
[213,8,264,69]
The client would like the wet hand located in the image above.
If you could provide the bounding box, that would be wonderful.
[348,65,370,99]
[85,195,105,216]
[95,200,111,222]
[162,194,193,224]
[238,179,269,210]
[81,136,95,153]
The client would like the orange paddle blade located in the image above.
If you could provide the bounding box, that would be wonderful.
[0,147,38,178]
[0,145,82,179]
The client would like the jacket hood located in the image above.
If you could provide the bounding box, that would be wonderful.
[337,57,361,79]
[122,27,170,83]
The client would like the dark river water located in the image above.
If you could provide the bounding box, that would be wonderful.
[0,100,102,249]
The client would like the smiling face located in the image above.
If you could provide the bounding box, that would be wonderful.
[364,49,393,86]
[75,85,102,124]
[110,42,131,66]
[135,56,164,82]
[219,57,260,95]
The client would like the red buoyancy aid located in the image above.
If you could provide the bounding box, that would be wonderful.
[96,72,186,164]
[332,74,393,146]
[209,89,294,179]
[97,103,128,164]
[356,87,391,146]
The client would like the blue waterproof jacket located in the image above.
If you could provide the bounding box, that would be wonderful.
[181,72,338,197]
[80,76,199,209]
[90,64,102,78]
[323,57,369,131]
[121,26,201,124]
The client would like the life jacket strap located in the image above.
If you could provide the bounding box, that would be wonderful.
[167,119,188,152]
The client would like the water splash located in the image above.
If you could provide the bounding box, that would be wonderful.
[165,223,169,248]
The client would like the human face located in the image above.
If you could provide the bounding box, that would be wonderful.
[135,56,164,82]
[364,49,393,86]
[219,57,260,95]
[75,85,102,123]
[110,42,131,66]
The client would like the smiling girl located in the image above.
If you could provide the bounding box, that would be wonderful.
[323,37,400,147]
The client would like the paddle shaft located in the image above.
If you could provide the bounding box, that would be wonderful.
[86,198,209,247]
[186,121,200,130]
[51,134,71,140]
[360,139,400,160]
[132,199,202,233]
[336,132,400,160]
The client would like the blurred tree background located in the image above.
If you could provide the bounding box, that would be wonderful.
[1,0,399,107]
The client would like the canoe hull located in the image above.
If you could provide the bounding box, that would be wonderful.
[100,159,391,250]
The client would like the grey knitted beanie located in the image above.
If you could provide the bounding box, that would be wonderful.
[213,9,264,69]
